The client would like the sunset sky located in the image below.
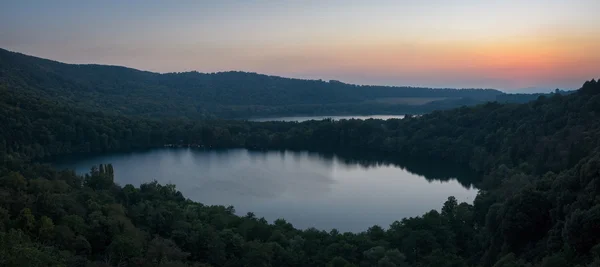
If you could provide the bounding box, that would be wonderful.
[1,0,599,91]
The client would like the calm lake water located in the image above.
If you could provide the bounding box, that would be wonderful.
[54,148,476,232]
[250,115,405,122]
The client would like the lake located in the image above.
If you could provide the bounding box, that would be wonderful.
[250,115,405,122]
[54,148,476,232]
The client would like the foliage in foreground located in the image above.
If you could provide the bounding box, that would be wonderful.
[0,163,471,267]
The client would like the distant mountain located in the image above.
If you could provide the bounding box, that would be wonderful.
[0,48,530,119]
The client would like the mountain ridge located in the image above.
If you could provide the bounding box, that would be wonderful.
[0,47,515,119]
[1,47,502,91]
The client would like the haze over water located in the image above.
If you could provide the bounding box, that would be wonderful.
[54,148,476,232]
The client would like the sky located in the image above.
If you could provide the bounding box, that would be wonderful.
[1,0,599,91]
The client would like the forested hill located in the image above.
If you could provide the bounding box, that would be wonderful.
[1,74,600,266]
[0,48,510,119]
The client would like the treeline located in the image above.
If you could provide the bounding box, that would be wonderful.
[1,80,595,177]
[0,48,509,119]
[2,78,600,266]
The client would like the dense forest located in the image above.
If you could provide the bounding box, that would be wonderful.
[0,48,556,119]
[2,58,600,267]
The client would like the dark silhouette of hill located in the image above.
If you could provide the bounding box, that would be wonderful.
[0,48,511,119]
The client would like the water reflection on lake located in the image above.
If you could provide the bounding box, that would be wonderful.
[54,148,477,232]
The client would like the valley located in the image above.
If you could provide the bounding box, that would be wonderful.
[0,49,599,267]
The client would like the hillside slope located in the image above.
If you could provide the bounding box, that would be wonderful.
[0,48,507,119]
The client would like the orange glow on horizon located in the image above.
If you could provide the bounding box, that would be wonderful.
[266,32,600,89]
